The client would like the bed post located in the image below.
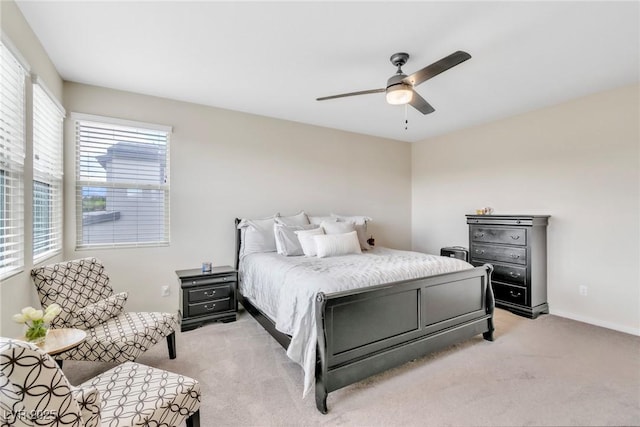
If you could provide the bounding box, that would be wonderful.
[315,292,329,414]
[234,218,241,271]
[483,263,495,342]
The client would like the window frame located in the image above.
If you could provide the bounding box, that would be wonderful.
[32,78,65,263]
[73,113,172,249]
[0,40,27,279]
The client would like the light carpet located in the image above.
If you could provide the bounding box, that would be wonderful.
[63,308,640,426]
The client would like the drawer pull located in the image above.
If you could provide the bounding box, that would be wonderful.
[203,290,216,296]
[510,254,520,259]
[516,220,521,224]
[474,233,484,238]
[510,235,520,240]
[475,249,484,254]
[203,304,216,311]
[510,291,522,298]
[509,272,521,278]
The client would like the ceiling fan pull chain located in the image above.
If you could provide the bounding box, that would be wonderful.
[404,104,409,130]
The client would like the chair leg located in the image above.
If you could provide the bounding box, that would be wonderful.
[186,410,200,427]
[167,332,176,359]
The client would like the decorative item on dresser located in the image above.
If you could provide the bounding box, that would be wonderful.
[466,214,550,319]
[176,266,238,332]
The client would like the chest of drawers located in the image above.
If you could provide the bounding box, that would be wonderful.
[466,215,550,319]
[176,266,238,331]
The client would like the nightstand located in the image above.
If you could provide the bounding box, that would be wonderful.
[176,265,238,332]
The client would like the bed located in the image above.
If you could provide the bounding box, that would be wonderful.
[234,218,495,413]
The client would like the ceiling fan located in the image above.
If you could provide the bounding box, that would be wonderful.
[316,51,471,115]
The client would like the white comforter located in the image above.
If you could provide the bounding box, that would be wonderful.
[239,247,473,397]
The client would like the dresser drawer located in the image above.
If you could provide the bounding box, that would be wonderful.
[188,298,231,317]
[472,262,526,286]
[493,282,528,306]
[492,263,527,286]
[187,284,232,303]
[471,244,527,265]
[471,227,526,246]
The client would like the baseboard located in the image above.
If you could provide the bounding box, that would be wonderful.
[550,309,640,336]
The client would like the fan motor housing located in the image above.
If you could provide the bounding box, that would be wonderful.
[386,73,408,89]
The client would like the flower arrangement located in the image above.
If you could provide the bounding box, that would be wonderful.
[12,304,62,343]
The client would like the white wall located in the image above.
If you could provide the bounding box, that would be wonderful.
[63,82,412,314]
[0,0,64,337]
[412,83,640,335]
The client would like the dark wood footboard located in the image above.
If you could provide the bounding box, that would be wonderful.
[314,264,494,413]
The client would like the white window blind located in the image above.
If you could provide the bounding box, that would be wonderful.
[75,115,171,248]
[32,81,64,262]
[0,42,26,278]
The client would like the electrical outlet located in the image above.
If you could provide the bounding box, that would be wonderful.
[161,285,170,297]
[579,285,588,296]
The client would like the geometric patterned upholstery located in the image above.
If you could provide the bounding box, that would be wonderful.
[0,338,201,427]
[31,258,179,363]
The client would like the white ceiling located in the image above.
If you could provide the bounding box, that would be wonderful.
[16,1,640,143]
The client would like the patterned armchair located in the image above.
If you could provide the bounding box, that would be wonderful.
[31,258,179,364]
[0,338,200,426]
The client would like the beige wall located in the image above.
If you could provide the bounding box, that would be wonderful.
[0,1,64,337]
[63,82,412,314]
[412,83,640,335]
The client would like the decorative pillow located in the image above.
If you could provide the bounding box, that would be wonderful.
[321,221,356,235]
[76,292,128,329]
[308,215,338,225]
[276,211,310,226]
[295,227,325,257]
[331,214,372,250]
[237,215,278,257]
[314,231,362,258]
[274,223,318,256]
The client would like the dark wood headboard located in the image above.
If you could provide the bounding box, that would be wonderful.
[234,218,242,271]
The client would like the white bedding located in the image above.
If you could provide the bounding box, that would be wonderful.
[239,247,473,398]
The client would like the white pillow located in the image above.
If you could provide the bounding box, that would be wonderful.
[295,227,325,257]
[309,215,337,225]
[237,215,278,257]
[276,211,310,226]
[274,223,318,256]
[314,231,362,258]
[331,213,372,250]
[321,221,356,235]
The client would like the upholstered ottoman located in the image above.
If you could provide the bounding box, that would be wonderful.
[81,362,201,427]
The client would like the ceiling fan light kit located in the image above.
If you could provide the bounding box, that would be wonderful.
[386,84,413,105]
[317,50,471,115]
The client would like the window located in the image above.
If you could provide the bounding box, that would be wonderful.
[74,114,171,248]
[0,42,26,279]
[32,81,64,262]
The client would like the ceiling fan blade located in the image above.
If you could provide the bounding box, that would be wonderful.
[316,88,385,101]
[409,90,435,115]
[403,51,471,87]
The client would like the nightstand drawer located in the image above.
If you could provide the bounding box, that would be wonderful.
[188,298,231,317]
[471,244,527,265]
[187,284,232,303]
[181,274,236,288]
[493,282,527,306]
[471,227,526,246]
